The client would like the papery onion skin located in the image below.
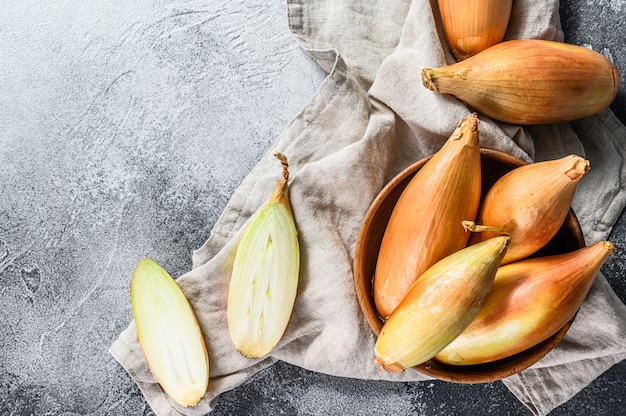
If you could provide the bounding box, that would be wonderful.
[469,154,589,265]
[422,39,620,125]
[438,0,512,60]
[436,241,615,365]
[374,236,510,372]
[373,114,482,320]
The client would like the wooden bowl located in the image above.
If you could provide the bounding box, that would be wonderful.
[353,148,585,383]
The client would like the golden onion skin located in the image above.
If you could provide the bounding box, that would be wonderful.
[373,114,482,320]
[422,39,620,124]
[436,241,615,366]
[374,236,510,372]
[469,155,589,265]
[438,0,512,60]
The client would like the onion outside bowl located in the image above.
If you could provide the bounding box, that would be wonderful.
[353,148,585,383]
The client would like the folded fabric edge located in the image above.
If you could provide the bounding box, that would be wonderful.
[285,0,344,74]
[504,351,626,416]
[503,374,539,415]
[572,109,626,243]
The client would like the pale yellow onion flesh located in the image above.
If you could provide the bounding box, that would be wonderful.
[438,0,512,60]
[373,114,482,320]
[436,241,615,365]
[374,235,510,372]
[227,153,300,359]
[131,258,209,407]
[469,154,589,265]
[422,39,620,124]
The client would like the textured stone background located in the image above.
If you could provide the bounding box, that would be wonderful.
[1,1,624,415]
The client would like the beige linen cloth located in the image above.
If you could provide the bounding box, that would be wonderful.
[110,0,626,414]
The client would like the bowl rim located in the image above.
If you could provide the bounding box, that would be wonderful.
[353,148,586,383]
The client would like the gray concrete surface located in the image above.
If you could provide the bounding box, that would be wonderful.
[1,1,625,415]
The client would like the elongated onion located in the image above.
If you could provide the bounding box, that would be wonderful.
[469,154,589,265]
[375,235,510,372]
[422,40,620,124]
[131,258,209,407]
[227,152,300,359]
[436,241,615,365]
[373,114,482,319]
